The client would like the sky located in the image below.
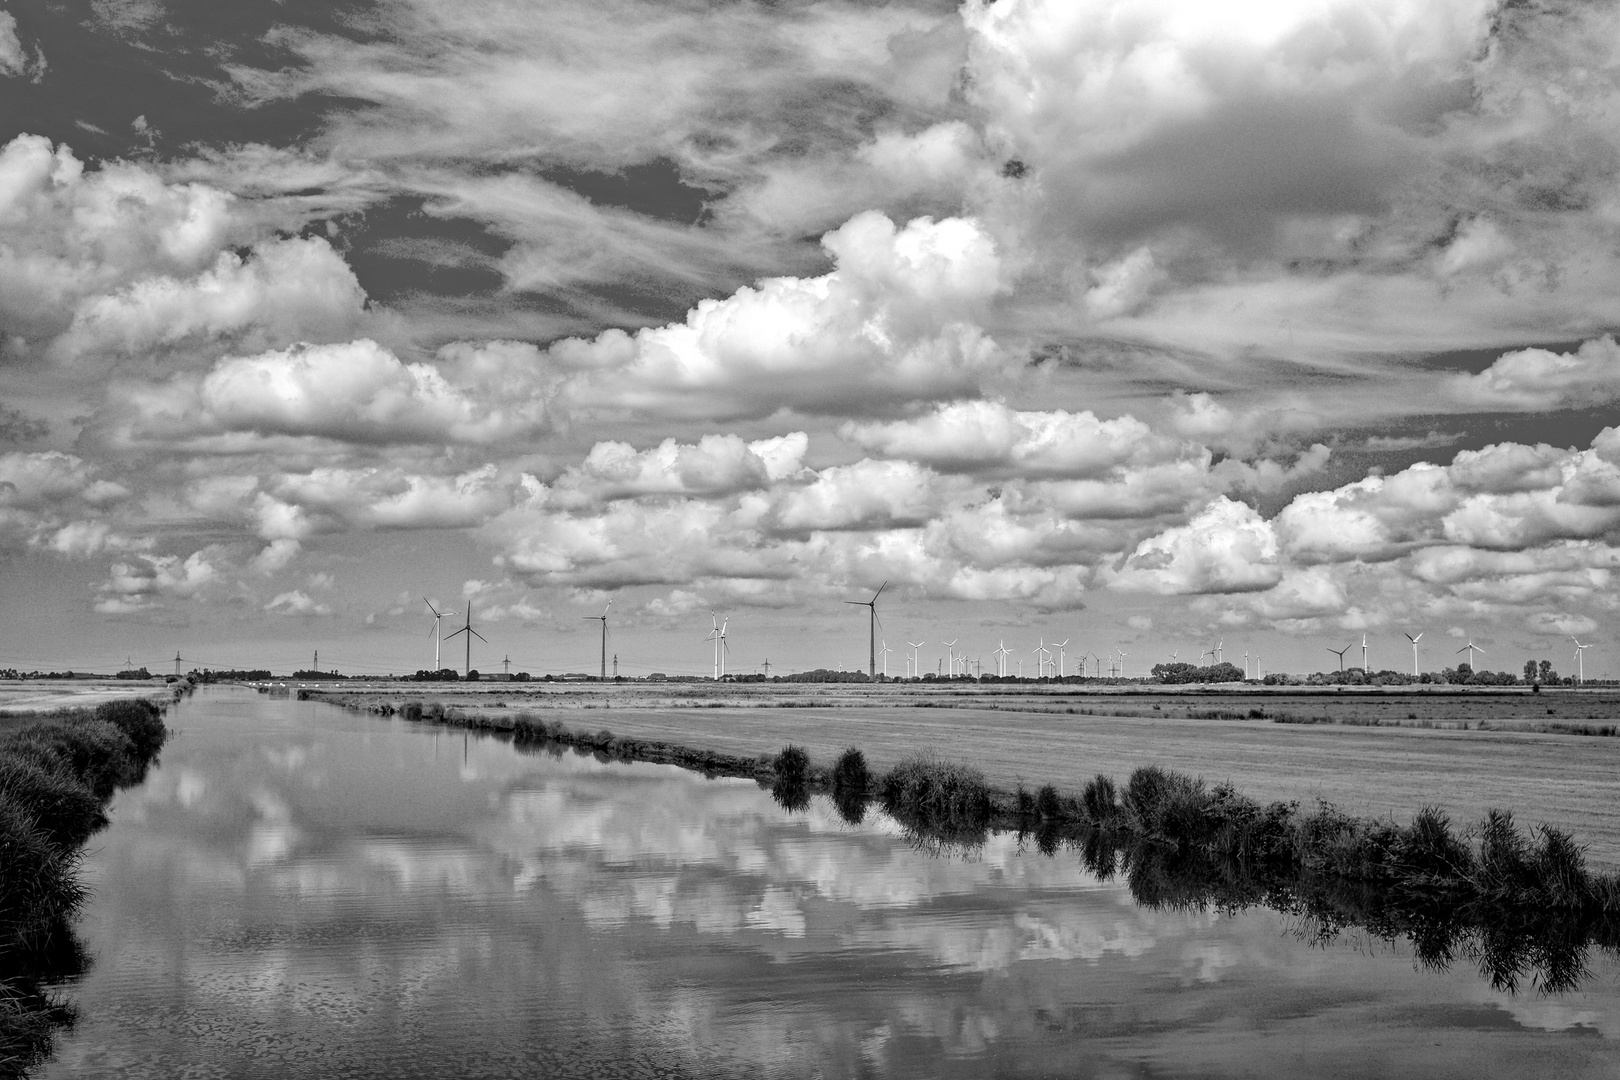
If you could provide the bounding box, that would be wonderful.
[2,0,1619,680]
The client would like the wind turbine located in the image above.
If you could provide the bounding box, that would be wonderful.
[1404,631,1424,677]
[1215,638,1224,664]
[1032,638,1049,679]
[1327,644,1351,672]
[423,598,458,671]
[1115,648,1127,678]
[1053,639,1069,678]
[1361,633,1369,672]
[993,639,1011,678]
[582,601,610,680]
[1573,636,1593,685]
[1457,639,1484,670]
[706,613,730,680]
[942,638,958,679]
[879,640,893,678]
[908,641,925,680]
[1243,650,1250,680]
[844,581,887,680]
[445,601,488,677]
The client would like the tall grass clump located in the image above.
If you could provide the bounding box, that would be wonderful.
[1081,774,1119,824]
[0,759,107,852]
[93,698,166,759]
[773,745,810,785]
[770,745,812,813]
[9,720,138,799]
[0,799,84,955]
[879,755,993,844]
[0,698,168,1070]
[830,748,869,793]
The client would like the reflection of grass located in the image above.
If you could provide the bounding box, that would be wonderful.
[1,695,172,1072]
[385,702,1620,994]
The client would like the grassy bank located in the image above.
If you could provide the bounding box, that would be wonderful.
[0,692,175,1074]
[352,696,1620,993]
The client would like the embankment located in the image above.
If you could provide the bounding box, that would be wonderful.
[0,686,180,1074]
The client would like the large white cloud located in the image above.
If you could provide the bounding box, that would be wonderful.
[551,212,1008,420]
[842,401,1175,477]
[1110,497,1283,595]
[110,339,549,447]
[1450,337,1620,411]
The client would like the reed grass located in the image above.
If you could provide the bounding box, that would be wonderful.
[0,697,170,1070]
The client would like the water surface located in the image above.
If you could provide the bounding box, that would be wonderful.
[41,687,1620,1077]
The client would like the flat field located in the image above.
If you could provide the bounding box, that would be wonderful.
[302,681,1620,866]
[0,679,168,729]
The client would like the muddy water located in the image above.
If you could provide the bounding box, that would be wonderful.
[39,687,1620,1078]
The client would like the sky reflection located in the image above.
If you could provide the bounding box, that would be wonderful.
[40,689,1620,1079]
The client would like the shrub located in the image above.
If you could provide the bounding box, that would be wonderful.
[1036,784,1062,821]
[0,760,107,852]
[830,748,870,794]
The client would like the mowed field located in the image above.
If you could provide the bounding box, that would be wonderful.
[0,679,168,729]
[304,681,1620,867]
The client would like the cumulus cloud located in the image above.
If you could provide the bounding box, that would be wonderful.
[108,339,549,448]
[52,238,368,362]
[1110,497,1283,595]
[1450,337,1620,412]
[0,13,45,81]
[551,213,1008,420]
[842,401,1175,477]
[95,550,221,612]
[550,433,806,507]
[264,590,332,616]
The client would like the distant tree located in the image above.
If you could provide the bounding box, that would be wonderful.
[1540,659,1556,682]
[1524,660,1538,683]
[465,669,480,681]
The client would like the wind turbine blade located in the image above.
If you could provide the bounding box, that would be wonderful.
[471,629,488,643]
[423,597,440,616]
[843,600,865,606]
[872,580,888,602]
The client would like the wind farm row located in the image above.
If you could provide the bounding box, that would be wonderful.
[389,587,1602,686]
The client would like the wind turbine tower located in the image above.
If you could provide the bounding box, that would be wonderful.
[446,602,488,676]
[1573,636,1593,685]
[993,639,1011,678]
[1457,639,1484,670]
[843,582,887,680]
[879,640,893,678]
[582,601,610,680]
[423,598,457,671]
[908,640,925,681]
[174,651,183,678]
[706,613,730,680]
[1404,631,1423,677]
[1361,633,1369,672]
[942,638,958,680]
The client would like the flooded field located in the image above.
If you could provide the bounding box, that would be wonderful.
[34,686,1620,1077]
